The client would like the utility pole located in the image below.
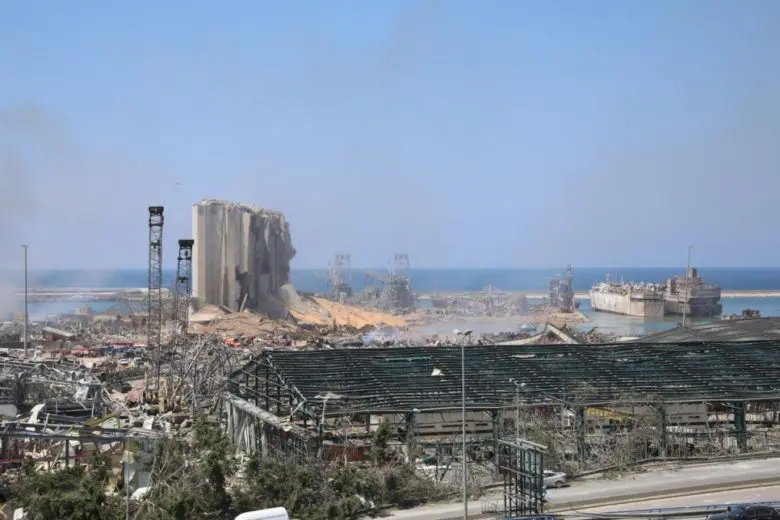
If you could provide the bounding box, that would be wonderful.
[682,245,692,327]
[515,385,519,439]
[456,329,472,520]
[124,437,130,520]
[509,379,525,439]
[22,245,28,358]
[461,335,468,520]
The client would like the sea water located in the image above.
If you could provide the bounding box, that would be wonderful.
[9,267,780,336]
[13,267,780,292]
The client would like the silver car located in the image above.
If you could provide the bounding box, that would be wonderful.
[543,470,568,488]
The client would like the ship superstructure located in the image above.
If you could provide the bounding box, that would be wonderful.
[661,267,722,317]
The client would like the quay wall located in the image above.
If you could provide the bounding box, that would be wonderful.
[590,291,665,318]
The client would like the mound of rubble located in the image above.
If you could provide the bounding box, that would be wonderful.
[190,305,299,336]
[275,282,407,328]
[187,300,404,349]
[289,296,408,328]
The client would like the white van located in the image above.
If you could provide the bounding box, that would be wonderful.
[234,507,290,520]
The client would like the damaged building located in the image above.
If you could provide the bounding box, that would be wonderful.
[192,199,297,317]
[0,358,107,421]
[225,342,780,467]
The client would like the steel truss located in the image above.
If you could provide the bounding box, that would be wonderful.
[233,343,780,414]
[225,343,780,466]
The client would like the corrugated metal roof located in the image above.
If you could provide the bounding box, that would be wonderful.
[640,317,780,343]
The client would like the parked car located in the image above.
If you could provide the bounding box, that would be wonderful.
[708,504,780,520]
[543,470,567,488]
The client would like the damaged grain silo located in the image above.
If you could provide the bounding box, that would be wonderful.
[191,199,297,317]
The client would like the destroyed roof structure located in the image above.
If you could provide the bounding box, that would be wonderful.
[641,317,780,343]
[224,341,780,461]
[192,199,296,317]
[233,342,780,412]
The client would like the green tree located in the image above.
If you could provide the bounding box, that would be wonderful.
[9,455,122,520]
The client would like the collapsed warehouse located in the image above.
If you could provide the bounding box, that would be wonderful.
[0,357,163,482]
[0,358,107,421]
[225,341,780,467]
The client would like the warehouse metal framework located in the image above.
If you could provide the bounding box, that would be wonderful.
[230,342,780,409]
[225,341,780,517]
[226,341,780,455]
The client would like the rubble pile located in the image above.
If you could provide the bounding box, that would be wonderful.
[477,331,533,344]
[290,296,409,328]
[531,304,587,327]
[190,306,300,337]
[414,291,587,330]
[0,358,108,421]
[422,291,531,319]
[575,326,620,344]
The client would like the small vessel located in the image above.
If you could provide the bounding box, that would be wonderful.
[518,324,537,333]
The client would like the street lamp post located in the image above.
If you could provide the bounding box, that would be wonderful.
[682,245,693,327]
[509,379,526,439]
[455,329,473,520]
[22,245,28,358]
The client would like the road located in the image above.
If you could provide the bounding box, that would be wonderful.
[569,484,780,516]
[546,457,780,509]
[385,457,780,520]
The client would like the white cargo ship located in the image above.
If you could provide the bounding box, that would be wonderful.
[589,278,665,318]
[590,268,722,318]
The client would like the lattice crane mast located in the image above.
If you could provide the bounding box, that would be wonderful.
[172,239,194,336]
[147,206,164,390]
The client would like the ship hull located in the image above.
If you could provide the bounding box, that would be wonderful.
[590,291,666,318]
[663,300,723,317]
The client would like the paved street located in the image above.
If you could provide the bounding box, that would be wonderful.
[385,457,780,520]
[572,484,780,516]
[546,457,780,507]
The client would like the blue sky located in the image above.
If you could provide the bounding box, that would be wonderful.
[1,1,778,270]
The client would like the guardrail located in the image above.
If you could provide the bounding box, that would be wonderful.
[482,500,780,519]
[572,451,780,480]
[482,500,556,516]
[574,501,780,518]
[479,451,780,493]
